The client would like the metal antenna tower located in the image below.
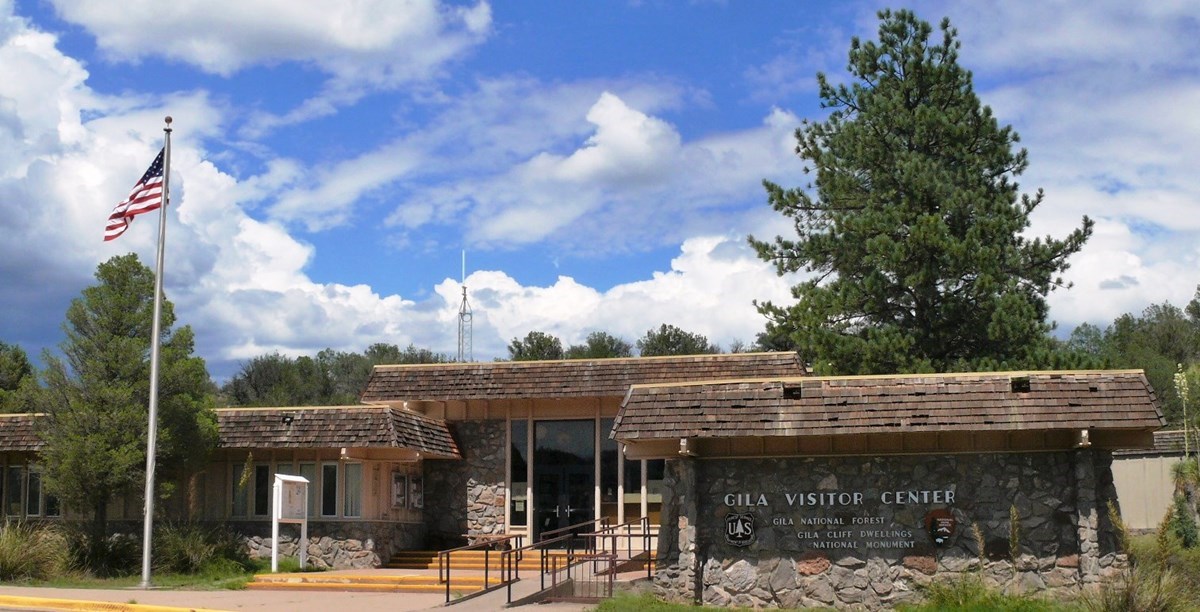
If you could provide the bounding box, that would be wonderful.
[457,251,473,362]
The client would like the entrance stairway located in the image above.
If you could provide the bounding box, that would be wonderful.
[245,550,542,595]
[387,549,562,571]
[246,571,500,593]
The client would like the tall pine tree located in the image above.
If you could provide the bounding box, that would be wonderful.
[750,10,1092,374]
[38,254,216,569]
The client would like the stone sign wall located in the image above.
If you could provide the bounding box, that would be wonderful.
[654,450,1125,609]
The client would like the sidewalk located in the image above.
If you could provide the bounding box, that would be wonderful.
[0,584,598,612]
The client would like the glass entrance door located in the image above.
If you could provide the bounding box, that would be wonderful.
[533,420,595,541]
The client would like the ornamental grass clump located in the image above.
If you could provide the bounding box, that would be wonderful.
[0,522,72,581]
[901,574,1058,612]
[154,522,250,575]
[1084,565,1194,612]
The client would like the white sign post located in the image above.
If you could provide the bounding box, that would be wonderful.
[272,474,309,573]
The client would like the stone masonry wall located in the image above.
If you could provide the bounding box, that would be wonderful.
[654,450,1126,609]
[230,520,425,569]
[422,420,506,548]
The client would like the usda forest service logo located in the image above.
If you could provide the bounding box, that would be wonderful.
[725,511,755,547]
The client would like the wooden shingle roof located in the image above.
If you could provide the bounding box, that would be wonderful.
[0,413,43,452]
[613,370,1165,442]
[359,352,806,403]
[216,406,461,459]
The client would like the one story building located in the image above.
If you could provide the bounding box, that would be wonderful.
[0,354,1167,607]
[1112,428,1194,531]
[612,370,1164,608]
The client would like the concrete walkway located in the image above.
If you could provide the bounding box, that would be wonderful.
[0,587,599,611]
[0,574,600,612]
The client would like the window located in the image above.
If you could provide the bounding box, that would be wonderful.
[5,466,22,516]
[623,457,642,520]
[44,491,60,518]
[600,418,618,524]
[0,465,59,519]
[25,468,41,516]
[343,463,362,517]
[299,463,317,517]
[646,459,665,524]
[321,463,338,516]
[509,419,528,527]
[231,464,249,517]
[253,464,271,517]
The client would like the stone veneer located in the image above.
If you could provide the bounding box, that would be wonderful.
[422,420,506,548]
[231,520,425,569]
[654,450,1125,609]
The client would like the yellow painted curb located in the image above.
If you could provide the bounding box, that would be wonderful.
[0,594,229,612]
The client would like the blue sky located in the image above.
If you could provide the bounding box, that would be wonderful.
[1,0,1198,381]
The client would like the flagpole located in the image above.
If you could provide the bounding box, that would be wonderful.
[140,116,172,588]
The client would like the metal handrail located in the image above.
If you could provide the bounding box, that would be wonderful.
[492,518,657,605]
[499,532,574,603]
[539,516,610,545]
[586,516,655,579]
[439,533,524,604]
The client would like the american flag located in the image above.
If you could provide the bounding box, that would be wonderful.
[104,148,165,241]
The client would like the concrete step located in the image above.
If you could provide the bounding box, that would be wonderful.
[387,550,566,571]
[247,572,500,594]
[385,560,547,570]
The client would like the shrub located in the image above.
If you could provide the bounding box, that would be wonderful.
[60,525,140,578]
[1107,500,1130,553]
[1170,457,1199,490]
[901,574,1057,611]
[0,522,72,581]
[1168,495,1199,549]
[1009,504,1022,560]
[1084,566,1195,612]
[154,522,250,575]
[971,522,986,572]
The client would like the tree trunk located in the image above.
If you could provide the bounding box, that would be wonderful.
[89,498,109,572]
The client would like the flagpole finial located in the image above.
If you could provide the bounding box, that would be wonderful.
[164,116,173,132]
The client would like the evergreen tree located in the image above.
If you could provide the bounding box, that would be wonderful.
[0,341,32,392]
[0,341,36,413]
[750,10,1092,374]
[1084,299,1200,424]
[507,331,565,361]
[37,254,217,568]
[221,342,451,406]
[636,324,719,357]
[222,352,324,406]
[566,331,633,359]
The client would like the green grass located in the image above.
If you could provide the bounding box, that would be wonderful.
[595,593,739,611]
[33,555,317,591]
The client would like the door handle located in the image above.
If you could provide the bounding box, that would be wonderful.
[566,505,574,516]
[553,506,560,517]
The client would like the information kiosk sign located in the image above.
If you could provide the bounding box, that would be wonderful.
[272,474,309,572]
